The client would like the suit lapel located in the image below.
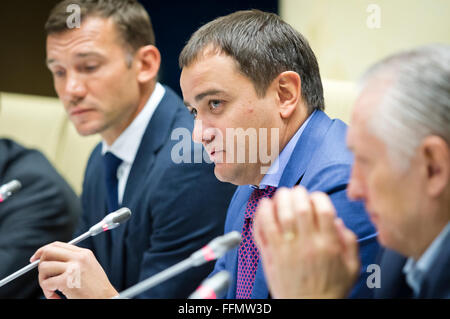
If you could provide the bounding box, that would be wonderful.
[109,86,178,286]
[279,110,332,188]
[122,86,178,205]
[251,111,333,298]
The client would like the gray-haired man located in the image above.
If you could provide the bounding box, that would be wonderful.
[255,44,450,299]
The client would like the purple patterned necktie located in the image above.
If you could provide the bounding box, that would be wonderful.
[236,186,277,299]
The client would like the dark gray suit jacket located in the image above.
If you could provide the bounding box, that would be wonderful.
[375,229,450,299]
[0,139,80,298]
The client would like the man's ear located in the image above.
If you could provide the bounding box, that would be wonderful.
[420,135,450,197]
[274,71,302,119]
[135,45,161,83]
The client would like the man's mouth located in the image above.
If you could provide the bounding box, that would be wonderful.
[367,210,379,223]
[69,107,93,117]
[207,148,224,162]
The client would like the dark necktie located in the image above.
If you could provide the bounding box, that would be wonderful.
[103,152,123,212]
[236,186,277,299]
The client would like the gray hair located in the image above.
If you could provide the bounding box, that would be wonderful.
[359,44,450,170]
[179,10,324,115]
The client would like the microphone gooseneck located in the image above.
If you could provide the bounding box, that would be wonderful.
[0,207,132,288]
[115,231,241,299]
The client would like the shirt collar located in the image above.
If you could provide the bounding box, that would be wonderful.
[255,110,315,189]
[101,82,165,163]
[403,221,450,297]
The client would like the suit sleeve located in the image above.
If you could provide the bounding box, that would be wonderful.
[0,149,80,298]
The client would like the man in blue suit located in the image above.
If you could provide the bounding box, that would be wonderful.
[30,0,236,298]
[254,45,450,299]
[179,10,379,298]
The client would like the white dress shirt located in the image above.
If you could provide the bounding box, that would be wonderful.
[101,82,165,204]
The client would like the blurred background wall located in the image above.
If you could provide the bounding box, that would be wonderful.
[1,0,449,97]
[281,0,450,82]
[0,0,277,98]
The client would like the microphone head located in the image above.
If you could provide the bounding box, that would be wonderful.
[215,231,241,250]
[189,271,231,299]
[0,179,22,202]
[88,207,132,236]
[6,180,22,194]
[112,207,132,224]
[191,231,242,265]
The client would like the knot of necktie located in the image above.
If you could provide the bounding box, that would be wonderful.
[244,186,277,219]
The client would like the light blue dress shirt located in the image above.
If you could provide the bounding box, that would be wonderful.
[254,110,315,190]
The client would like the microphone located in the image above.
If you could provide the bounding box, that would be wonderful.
[189,231,242,266]
[88,207,132,235]
[0,207,132,288]
[188,271,231,299]
[115,231,241,299]
[0,180,22,202]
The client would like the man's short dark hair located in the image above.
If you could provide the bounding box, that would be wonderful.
[179,10,324,113]
[45,0,155,54]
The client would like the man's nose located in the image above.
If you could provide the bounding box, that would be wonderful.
[64,72,87,100]
[192,119,216,144]
[347,165,366,201]
[192,119,203,144]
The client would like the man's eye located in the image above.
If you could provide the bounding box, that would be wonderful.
[209,100,222,109]
[84,65,98,72]
[189,108,198,119]
[356,155,370,166]
[53,70,66,78]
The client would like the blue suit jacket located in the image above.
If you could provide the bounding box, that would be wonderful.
[211,110,380,298]
[76,86,236,298]
[375,233,450,298]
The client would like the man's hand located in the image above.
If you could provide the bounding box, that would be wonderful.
[254,186,361,298]
[30,242,118,299]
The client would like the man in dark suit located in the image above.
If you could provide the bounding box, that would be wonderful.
[179,10,379,298]
[0,138,79,298]
[31,0,235,298]
[254,44,450,299]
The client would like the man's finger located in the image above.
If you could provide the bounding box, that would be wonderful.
[338,220,360,274]
[30,241,76,262]
[291,186,315,238]
[50,241,84,252]
[43,289,62,300]
[36,245,76,263]
[41,274,65,299]
[254,197,282,248]
[254,201,268,249]
[273,187,296,235]
[38,261,68,281]
[310,192,338,238]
